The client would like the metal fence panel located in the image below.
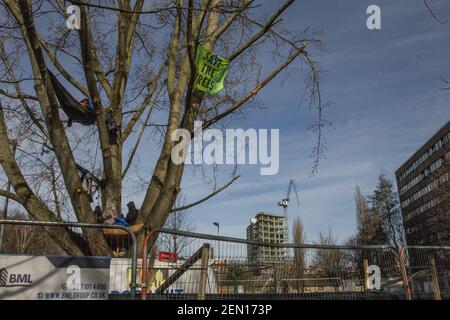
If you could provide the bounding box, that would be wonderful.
[2,221,450,300]
[402,247,450,300]
[141,229,417,300]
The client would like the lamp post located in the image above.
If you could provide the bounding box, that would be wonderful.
[213,222,220,236]
[213,222,220,259]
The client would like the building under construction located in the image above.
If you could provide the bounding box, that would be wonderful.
[246,212,287,264]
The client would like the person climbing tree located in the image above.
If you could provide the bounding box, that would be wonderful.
[125,201,139,225]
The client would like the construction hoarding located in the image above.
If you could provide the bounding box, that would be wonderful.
[0,255,110,300]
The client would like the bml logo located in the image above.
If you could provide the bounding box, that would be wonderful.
[0,268,7,286]
[0,268,32,287]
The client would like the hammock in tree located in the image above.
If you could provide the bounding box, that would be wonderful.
[47,70,96,127]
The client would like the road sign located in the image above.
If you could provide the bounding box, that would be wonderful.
[158,251,177,263]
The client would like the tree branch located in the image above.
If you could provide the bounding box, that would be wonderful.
[55,0,112,96]
[78,4,115,182]
[167,0,182,98]
[122,87,161,178]
[122,61,166,141]
[0,189,20,203]
[227,0,294,62]
[68,0,254,15]
[170,175,241,213]
[424,0,448,24]
[0,88,38,101]
[0,101,84,255]
[38,34,90,97]
[0,38,48,139]
[6,0,110,255]
[212,0,254,39]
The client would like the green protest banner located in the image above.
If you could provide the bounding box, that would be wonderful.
[194,43,229,94]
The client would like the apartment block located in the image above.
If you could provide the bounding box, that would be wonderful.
[395,121,450,245]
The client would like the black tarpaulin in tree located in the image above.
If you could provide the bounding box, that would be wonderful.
[47,70,96,126]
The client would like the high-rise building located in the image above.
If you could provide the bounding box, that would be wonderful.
[395,120,450,245]
[246,212,287,264]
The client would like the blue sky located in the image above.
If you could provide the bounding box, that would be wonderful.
[133,0,450,242]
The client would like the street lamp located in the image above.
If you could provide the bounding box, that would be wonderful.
[213,222,220,236]
[213,222,220,259]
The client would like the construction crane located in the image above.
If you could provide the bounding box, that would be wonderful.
[277,178,300,243]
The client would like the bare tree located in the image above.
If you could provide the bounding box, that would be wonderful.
[156,197,195,258]
[292,216,305,292]
[1,210,64,255]
[11,216,34,254]
[312,229,344,278]
[0,0,324,256]
[352,186,381,245]
[355,186,370,235]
